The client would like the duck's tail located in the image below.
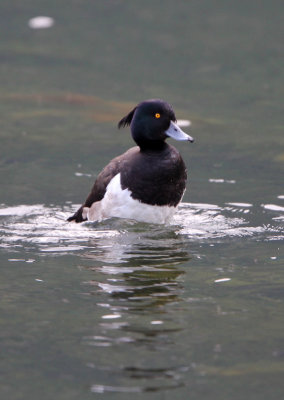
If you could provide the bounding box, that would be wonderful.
[67,206,86,223]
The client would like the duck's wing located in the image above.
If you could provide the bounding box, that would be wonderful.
[67,148,138,223]
[67,156,123,222]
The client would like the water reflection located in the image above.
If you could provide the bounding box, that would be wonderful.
[81,228,190,392]
[83,229,188,300]
[82,228,189,325]
[0,202,283,393]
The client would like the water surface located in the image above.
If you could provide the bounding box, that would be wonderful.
[0,1,284,399]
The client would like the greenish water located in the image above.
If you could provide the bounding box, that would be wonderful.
[0,1,284,399]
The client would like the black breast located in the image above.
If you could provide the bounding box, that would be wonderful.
[120,144,187,207]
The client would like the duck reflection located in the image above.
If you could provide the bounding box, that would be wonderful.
[80,223,191,393]
[82,223,190,308]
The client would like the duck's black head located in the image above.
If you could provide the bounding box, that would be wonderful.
[118,99,194,150]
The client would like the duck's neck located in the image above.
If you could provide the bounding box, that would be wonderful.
[138,140,168,152]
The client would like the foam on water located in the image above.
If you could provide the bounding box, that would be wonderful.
[0,202,283,255]
[0,204,119,255]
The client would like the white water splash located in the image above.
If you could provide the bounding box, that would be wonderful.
[0,201,283,256]
[173,203,268,239]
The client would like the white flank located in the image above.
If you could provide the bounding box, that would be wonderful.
[85,173,176,224]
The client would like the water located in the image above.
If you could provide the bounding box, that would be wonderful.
[1,1,284,399]
[1,202,283,399]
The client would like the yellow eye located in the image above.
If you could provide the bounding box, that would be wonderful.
[155,113,161,119]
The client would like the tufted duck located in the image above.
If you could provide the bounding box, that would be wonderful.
[67,99,194,224]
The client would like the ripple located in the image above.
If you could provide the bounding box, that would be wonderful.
[89,364,187,393]
[0,204,119,254]
[173,202,268,240]
[91,384,141,393]
[262,204,284,212]
[28,16,55,29]
[0,201,283,257]
[226,202,253,207]
[209,178,236,184]
[1,203,280,395]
